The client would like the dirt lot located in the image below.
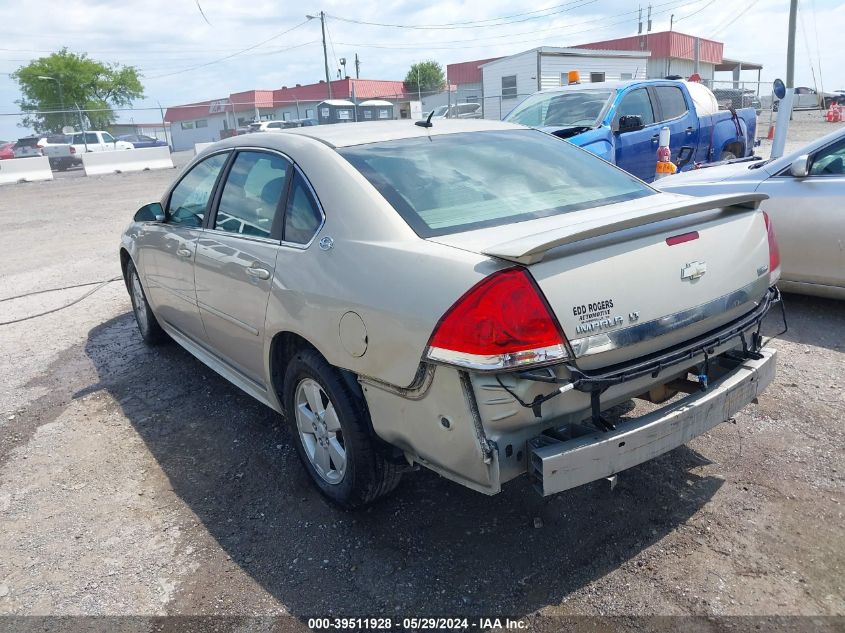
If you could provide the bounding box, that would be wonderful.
[0,122,843,631]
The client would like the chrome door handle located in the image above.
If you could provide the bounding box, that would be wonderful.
[685,127,694,135]
[651,135,659,143]
[176,248,192,258]
[245,266,271,280]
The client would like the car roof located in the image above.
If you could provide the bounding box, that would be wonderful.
[257,119,524,148]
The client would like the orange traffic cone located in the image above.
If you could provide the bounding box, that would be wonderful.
[767,123,775,140]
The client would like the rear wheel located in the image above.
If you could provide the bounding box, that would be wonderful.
[283,349,401,508]
[126,260,168,344]
[719,150,738,161]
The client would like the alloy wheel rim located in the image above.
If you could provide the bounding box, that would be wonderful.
[130,271,149,332]
[294,378,346,485]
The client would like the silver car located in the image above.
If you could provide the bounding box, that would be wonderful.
[657,126,845,299]
[120,120,779,507]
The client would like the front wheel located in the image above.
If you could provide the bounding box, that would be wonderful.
[283,350,401,508]
[719,151,738,161]
[126,260,168,344]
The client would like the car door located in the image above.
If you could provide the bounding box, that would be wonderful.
[651,85,698,166]
[136,151,230,343]
[613,88,659,181]
[193,149,291,385]
[756,137,845,287]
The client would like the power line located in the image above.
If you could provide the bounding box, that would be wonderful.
[333,0,712,51]
[326,0,598,30]
[144,20,310,79]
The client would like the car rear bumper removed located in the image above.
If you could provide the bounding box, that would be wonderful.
[528,346,777,496]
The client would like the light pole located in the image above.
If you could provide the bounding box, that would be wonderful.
[306,12,332,99]
[37,75,67,129]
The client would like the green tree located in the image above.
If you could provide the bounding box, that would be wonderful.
[404,60,446,97]
[12,49,144,133]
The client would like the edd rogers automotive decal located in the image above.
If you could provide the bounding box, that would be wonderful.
[572,299,638,335]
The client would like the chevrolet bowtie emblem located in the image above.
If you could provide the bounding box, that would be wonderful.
[681,261,707,280]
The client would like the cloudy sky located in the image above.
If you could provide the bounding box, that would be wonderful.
[0,0,842,139]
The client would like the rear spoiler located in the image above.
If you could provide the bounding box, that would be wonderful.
[481,192,768,265]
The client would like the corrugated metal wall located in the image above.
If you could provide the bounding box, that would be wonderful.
[540,55,647,90]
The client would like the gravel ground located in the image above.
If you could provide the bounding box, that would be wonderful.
[0,127,842,631]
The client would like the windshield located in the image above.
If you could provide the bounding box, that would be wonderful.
[505,89,614,128]
[432,106,449,117]
[339,129,652,237]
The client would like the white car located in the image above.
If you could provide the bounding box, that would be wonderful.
[247,120,292,133]
[657,127,845,299]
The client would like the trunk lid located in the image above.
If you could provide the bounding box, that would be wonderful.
[429,191,772,369]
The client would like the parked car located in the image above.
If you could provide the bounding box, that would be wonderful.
[120,120,779,507]
[41,143,81,171]
[504,80,758,182]
[711,87,762,114]
[247,120,291,133]
[117,134,168,148]
[657,126,845,299]
[0,142,15,160]
[12,134,70,158]
[427,103,483,119]
[763,87,845,111]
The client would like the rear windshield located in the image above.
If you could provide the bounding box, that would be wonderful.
[338,129,652,237]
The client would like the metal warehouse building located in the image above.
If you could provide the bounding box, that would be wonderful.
[480,47,650,120]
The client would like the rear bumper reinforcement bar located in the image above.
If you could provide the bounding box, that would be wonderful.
[528,347,777,496]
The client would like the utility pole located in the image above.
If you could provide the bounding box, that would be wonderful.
[416,66,422,109]
[354,53,360,79]
[786,0,797,89]
[307,12,332,99]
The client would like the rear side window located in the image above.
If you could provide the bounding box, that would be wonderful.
[339,130,653,237]
[614,89,655,127]
[215,151,290,238]
[284,171,323,245]
[167,152,229,227]
[654,86,688,121]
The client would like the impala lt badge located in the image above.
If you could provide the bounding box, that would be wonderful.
[681,261,707,280]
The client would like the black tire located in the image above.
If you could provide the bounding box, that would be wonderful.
[283,349,401,508]
[126,260,168,345]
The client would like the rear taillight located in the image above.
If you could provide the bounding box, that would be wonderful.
[36,142,45,148]
[69,146,76,154]
[426,268,568,371]
[763,211,781,284]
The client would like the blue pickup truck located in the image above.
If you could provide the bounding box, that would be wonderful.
[504,79,757,182]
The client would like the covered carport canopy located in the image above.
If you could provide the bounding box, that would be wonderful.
[716,58,764,87]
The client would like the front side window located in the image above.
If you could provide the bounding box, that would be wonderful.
[215,151,289,238]
[505,89,614,128]
[339,130,653,238]
[654,86,688,121]
[284,171,323,245]
[809,138,845,176]
[167,152,229,227]
[102,132,115,143]
[614,89,655,127]
[502,75,518,99]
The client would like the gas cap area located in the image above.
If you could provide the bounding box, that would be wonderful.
[339,311,368,357]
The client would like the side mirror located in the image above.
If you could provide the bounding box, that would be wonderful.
[789,154,810,178]
[134,202,165,222]
[617,115,645,134]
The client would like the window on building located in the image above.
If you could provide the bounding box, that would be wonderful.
[501,75,517,99]
[282,112,291,121]
[181,121,195,130]
[363,110,373,120]
[653,86,688,121]
[305,108,315,119]
[590,72,606,83]
[196,119,208,128]
[620,72,633,80]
